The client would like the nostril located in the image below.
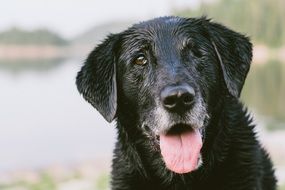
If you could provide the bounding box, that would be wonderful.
[183,94,192,104]
[182,93,195,105]
[163,96,177,108]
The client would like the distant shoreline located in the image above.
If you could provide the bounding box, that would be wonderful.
[0,44,94,60]
[0,44,284,64]
[253,45,285,64]
[0,45,69,60]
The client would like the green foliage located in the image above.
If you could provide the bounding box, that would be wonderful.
[279,183,285,190]
[96,173,110,190]
[174,0,285,47]
[0,171,111,190]
[0,172,56,190]
[241,61,285,124]
[28,172,56,190]
[0,28,68,45]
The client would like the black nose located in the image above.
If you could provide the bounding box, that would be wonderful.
[161,84,195,112]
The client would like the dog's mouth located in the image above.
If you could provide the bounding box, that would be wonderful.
[158,124,203,174]
[165,123,194,135]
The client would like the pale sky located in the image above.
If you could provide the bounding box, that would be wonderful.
[1,0,201,38]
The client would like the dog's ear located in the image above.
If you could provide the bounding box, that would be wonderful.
[204,20,252,97]
[76,34,120,122]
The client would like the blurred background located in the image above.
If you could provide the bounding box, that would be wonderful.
[0,0,284,189]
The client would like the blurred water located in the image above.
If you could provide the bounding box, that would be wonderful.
[242,61,285,127]
[0,59,116,172]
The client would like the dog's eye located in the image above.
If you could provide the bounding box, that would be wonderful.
[183,40,202,58]
[191,48,203,58]
[134,55,148,66]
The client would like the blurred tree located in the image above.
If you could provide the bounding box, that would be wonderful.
[242,60,285,124]
[175,0,285,47]
[0,28,68,46]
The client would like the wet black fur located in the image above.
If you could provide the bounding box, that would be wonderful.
[76,17,276,190]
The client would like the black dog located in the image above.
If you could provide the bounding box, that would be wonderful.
[76,17,276,190]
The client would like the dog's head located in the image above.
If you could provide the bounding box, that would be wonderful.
[76,17,252,174]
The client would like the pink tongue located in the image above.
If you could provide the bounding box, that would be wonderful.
[160,129,202,174]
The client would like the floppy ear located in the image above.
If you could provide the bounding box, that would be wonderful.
[204,20,252,97]
[76,34,119,122]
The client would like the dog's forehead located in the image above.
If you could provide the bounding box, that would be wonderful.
[121,17,192,51]
[129,17,187,38]
[136,16,184,28]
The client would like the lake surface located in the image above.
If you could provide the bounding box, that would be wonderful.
[0,59,116,172]
[0,59,284,173]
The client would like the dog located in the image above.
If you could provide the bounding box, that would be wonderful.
[76,16,277,190]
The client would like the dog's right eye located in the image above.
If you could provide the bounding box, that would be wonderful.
[134,55,148,66]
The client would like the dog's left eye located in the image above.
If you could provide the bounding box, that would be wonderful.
[134,55,148,66]
[183,40,203,58]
